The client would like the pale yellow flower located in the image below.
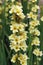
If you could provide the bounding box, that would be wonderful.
[9,5,15,14]
[11,0,15,2]
[21,23,28,27]
[18,12,25,19]
[29,26,34,32]
[18,53,28,61]
[20,60,27,65]
[10,22,27,32]
[31,37,40,46]
[19,41,27,51]
[18,24,25,31]
[32,14,38,20]
[18,53,28,65]
[33,48,43,56]
[10,42,16,50]
[11,54,18,63]
[16,2,23,8]
[31,5,39,12]
[15,5,23,13]
[41,16,43,21]
[13,36,21,44]
[33,28,40,36]
[9,5,22,13]
[29,28,40,36]
[19,31,28,41]
[31,7,37,12]
[9,34,21,44]
[10,23,18,33]
[9,34,16,40]
[10,42,20,52]
[27,12,33,18]
[27,12,38,20]
[29,20,40,27]
[13,44,20,52]
[35,5,39,9]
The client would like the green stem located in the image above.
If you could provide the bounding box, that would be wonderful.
[37,57,39,65]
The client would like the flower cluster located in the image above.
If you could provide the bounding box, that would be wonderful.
[9,1,28,65]
[27,0,43,59]
[18,53,28,65]
[9,2,25,19]
[8,0,43,65]
[11,53,28,65]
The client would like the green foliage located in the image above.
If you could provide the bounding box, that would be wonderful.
[0,40,7,65]
[39,5,43,65]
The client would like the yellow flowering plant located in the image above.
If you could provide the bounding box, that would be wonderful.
[0,0,43,65]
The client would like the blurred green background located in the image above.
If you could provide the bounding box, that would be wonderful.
[39,5,43,65]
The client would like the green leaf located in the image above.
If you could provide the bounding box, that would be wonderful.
[0,40,7,65]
